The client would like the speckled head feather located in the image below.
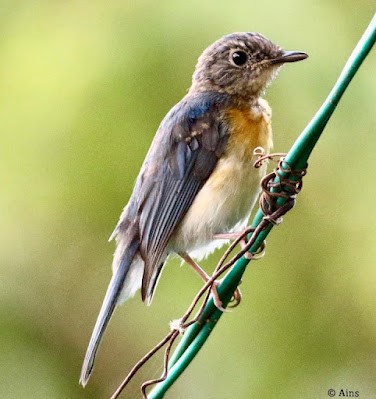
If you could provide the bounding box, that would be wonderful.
[190,32,301,99]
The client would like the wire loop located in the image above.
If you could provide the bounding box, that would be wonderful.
[259,156,307,225]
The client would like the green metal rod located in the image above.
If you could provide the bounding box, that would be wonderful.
[148,13,376,399]
[286,12,376,169]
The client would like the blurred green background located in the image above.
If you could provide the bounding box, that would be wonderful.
[1,1,375,398]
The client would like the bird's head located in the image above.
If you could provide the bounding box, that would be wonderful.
[190,32,308,100]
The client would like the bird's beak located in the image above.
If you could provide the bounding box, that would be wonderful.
[270,51,308,65]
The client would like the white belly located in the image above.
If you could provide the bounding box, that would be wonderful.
[170,152,267,260]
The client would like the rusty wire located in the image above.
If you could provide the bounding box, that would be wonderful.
[110,153,307,399]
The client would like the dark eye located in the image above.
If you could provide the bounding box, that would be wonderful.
[231,51,248,66]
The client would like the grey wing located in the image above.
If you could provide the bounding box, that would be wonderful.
[137,101,229,303]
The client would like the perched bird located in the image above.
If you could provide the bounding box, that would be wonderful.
[80,32,307,386]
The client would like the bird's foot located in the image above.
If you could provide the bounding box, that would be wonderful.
[210,280,228,312]
[178,251,242,312]
[228,284,242,308]
[210,280,242,311]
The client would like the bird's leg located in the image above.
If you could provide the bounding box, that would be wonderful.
[215,231,260,262]
[212,230,261,306]
[178,252,228,312]
[214,232,248,250]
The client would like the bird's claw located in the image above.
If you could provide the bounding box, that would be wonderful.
[210,281,233,312]
[228,286,242,308]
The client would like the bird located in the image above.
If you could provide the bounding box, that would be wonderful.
[80,32,307,386]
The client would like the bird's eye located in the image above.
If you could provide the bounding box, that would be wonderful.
[231,51,248,66]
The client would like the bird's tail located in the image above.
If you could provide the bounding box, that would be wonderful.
[79,234,139,387]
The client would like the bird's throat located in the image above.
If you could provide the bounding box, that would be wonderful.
[225,98,273,159]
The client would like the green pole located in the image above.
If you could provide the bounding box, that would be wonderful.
[148,14,376,399]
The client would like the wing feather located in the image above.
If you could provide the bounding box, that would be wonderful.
[130,92,231,301]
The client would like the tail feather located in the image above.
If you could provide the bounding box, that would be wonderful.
[79,237,139,387]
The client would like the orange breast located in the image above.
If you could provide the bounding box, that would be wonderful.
[226,100,273,159]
